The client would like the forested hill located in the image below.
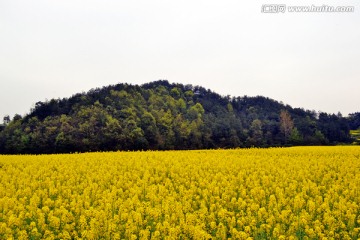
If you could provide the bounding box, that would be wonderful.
[0,80,354,153]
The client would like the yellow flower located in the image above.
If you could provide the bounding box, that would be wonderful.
[0,147,359,238]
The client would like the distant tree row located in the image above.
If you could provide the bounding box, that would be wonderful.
[0,80,355,154]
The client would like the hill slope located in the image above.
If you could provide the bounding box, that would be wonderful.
[0,80,352,153]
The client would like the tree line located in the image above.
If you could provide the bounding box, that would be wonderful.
[0,80,357,154]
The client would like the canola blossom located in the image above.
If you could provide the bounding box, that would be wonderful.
[0,147,360,239]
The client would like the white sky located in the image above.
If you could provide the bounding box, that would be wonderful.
[1,0,359,119]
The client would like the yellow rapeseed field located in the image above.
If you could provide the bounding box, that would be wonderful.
[0,147,360,239]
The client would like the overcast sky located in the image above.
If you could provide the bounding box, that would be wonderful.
[1,0,359,119]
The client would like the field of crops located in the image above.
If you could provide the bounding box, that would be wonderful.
[0,147,360,239]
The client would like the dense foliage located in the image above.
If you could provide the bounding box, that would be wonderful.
[0,147,360,239]
[0,80,354,153]
[348,112,360,130]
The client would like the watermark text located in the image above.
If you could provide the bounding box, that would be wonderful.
[261,4,354,13]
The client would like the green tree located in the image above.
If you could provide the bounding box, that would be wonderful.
[188,103,205,121]
[289,128,303,145]
[141,112,159,148]
[247,119,263,146]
